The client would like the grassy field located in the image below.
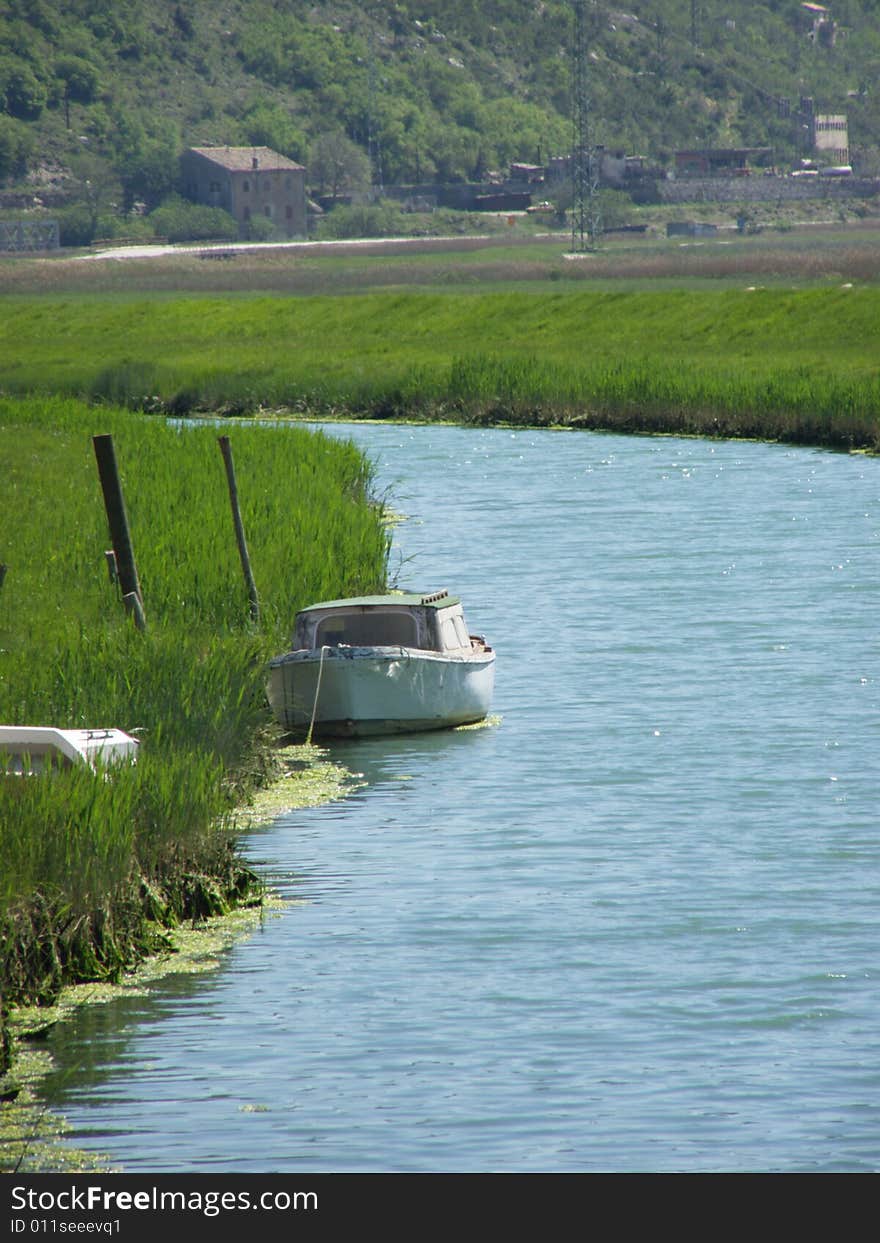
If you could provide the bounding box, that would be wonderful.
[1,257,879,447]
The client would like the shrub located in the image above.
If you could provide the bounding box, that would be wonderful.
[0,115,32,180]
[54,54,101,104]
[315,200,409,240]
[148,195,238,243]
[57,203,98,247]
[242,212,276,242]
[93,212,153,242]
[0,58,47,120]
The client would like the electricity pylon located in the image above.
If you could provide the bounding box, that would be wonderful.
[571,1,601,252]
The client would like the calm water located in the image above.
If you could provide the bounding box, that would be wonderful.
[41,424,879,1173]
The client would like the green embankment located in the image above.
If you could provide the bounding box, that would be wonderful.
[0,397,388,1024]
[1,287,877,448]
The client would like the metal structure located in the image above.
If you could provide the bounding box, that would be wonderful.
[0,219,59,253]
[571,1,601,252]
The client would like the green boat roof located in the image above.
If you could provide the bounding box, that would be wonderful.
[298,590,460,613]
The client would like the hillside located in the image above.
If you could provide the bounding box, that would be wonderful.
[1,1,879,227]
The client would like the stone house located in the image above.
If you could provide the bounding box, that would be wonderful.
[180,146,307,237]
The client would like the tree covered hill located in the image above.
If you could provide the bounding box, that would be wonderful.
[1,0,879,218]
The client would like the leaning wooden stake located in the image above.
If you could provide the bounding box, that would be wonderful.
[218,435,260,623]
[122,591,146,630]
[92,433,146,630]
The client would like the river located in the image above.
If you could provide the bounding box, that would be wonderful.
[39,422,880,1172]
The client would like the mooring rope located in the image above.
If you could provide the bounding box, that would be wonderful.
[306,646,330,746]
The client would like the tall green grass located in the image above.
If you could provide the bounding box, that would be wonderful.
[0,396,389,1003]
[1,289,877,448]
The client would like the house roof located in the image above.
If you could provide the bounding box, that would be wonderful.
[187,146,304,172]
[675,147,773,160]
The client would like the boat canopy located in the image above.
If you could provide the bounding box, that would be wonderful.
[299,591,461,612]
[292,591,474,654]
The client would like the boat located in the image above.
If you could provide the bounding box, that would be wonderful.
[0,726,139,774]
[267,590,495,739]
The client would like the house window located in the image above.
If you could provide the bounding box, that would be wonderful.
[209,180,220,193]
[243,206,250,221]
[264,204,272,217]
[285,204,292,219]
[243,179,250,192]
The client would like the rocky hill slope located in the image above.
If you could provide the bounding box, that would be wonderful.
[1,1,878,215]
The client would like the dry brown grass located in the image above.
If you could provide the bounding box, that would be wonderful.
[2,220,880,297]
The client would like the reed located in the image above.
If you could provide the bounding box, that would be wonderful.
[1,288,877,449]
[0,396,389,1008]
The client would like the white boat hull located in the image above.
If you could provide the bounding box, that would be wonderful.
[267,645,496,738]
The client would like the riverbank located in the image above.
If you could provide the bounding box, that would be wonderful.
[1,741,363,1174]
[1,286,877,452]
[0,398,390,1155]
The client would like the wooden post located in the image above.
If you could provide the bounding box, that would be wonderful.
[122,591,146,631]
[218,435,260,623]
[92,433,146,628]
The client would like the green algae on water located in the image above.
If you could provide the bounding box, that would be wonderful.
[234,743,366,826]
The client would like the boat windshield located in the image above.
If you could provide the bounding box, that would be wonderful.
[315,610,420,648]
[439,610,471,651]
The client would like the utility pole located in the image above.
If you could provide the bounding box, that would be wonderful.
[571,0,601,252]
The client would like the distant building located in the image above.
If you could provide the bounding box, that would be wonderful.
[797,3,838,46]
[180,146,307,237]
[666,221,718,238]
[545,150,650,186]
[673,148,773,177]
[473,191,532,212]
[811,115,849,167]
[508,163,545,184]
[598,150,649,186]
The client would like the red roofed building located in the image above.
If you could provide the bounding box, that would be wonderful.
[181,146,307,237]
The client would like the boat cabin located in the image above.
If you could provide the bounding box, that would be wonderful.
[292,591,478,654]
